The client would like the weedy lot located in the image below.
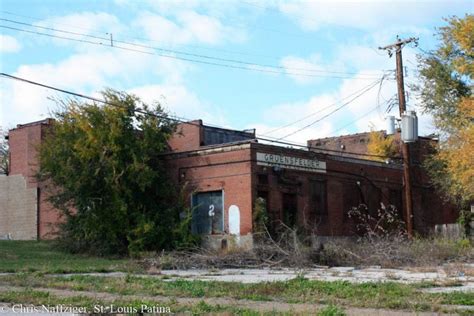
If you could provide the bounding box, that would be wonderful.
[0,240,143,273]
[0,241,473,315]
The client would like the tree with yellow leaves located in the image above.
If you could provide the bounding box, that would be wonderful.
[417,15,473,206]
[367,130,398,162]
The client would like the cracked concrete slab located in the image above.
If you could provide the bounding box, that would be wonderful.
[41,264,474,293]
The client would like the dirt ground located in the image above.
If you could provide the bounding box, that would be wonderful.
[0,286,465,316]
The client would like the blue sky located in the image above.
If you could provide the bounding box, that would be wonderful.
[0,0,471,144]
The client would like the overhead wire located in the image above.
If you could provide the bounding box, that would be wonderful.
[329,106,380,136]
[260,76,387,136]
[0,17,385,79]
[0,9,378,64]
[328,95,398,136]
[0,24,326,78]
[0,10,284,60]
[276,78,383,140]
[0,72,402,161]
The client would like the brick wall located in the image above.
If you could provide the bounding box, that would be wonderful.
[307,130,435,164]
[250,143,458,236]
[166,143,253,235]
[6,119,60,239]
[4,118,458,241]
[168,120,203,152]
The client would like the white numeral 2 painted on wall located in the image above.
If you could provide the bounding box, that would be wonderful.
[208,204,215,217]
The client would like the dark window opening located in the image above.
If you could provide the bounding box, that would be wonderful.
[310,180,327,224]
[389,189,403,219]
[343,182,363,221]
[257,190,269,214]
[282,193,297,228]
[364,185,381,216]
[257,174,269,185]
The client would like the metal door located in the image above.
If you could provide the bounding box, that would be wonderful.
[191,191,224,234]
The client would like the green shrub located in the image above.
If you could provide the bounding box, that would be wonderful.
[39,90,198,256]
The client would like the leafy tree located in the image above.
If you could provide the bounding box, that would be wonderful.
[39,89,198,256]
[416,15,473,205]
[366,130,398,162]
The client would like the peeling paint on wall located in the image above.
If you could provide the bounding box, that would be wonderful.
[229,205,240,236]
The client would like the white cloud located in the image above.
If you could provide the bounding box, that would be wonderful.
[253,65,437,145]
[251,70,399,143]
[36,12,123,36]
[0,35,21,53]
[128,84,227,126]
[22,12,125,52]
[134,11,245,46]
[254,121,334,146]
[278,0,466,32]
[280,54,325,84]
[280,53,359,84]
[0,45,193,127]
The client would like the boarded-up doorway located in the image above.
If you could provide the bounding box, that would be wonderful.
[192,191,224,234]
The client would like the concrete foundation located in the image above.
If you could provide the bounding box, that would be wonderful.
[201,234,254,252]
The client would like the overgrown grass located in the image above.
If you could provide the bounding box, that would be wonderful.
[0,289,297,315]
[322,237,474,267]
[1,273,472,311]
[316,305,346,316]
[0,241,142,273]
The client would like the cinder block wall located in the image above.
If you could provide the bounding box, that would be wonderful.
[6,119,60,239]
[0,175,37,239]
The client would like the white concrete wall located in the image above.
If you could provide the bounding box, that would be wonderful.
[0,175,37,240]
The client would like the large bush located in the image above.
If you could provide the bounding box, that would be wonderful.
[39,89,197,256]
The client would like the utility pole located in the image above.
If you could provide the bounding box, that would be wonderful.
[379,36,418,238]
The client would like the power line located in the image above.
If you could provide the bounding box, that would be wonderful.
[254,135,402,160]
[0,9,384,68]
[1,17,382,77]
[328,96,397,136]
[0,72,402,161]
[0,10,330,61]
[0,18,385,79]
[261,76,387,136]
[1,9,284,60]
[276,79,383,140]
[0,24,315,78]
[329,106,379,136]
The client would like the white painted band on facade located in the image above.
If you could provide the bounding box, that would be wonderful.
[256,152,326,173]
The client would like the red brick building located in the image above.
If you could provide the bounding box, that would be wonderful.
[2,119,59,239]
[1,119,458,243]
[167,122,457,243]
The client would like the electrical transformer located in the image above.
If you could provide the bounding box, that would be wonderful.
[401,111,418,143]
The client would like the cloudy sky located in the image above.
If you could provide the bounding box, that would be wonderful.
[0,0,470,144]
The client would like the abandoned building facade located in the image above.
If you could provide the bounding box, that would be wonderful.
[0,118,458,244]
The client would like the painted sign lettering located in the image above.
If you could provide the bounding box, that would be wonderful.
[256,152,326,173]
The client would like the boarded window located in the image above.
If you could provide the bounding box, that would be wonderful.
[310,180,327,223]
[191,191,224,235]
